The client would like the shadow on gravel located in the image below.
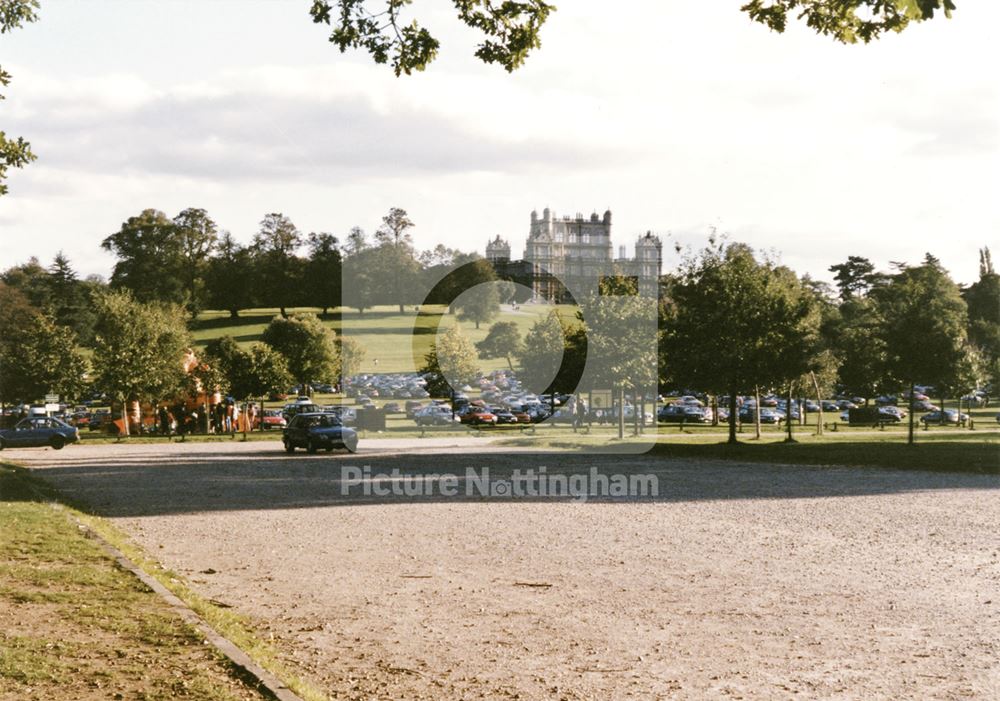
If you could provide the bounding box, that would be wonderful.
[14,449,1000,518]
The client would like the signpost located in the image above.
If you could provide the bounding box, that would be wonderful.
[44,394,60,416]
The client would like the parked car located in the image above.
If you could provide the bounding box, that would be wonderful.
[282,413,358,453]
[88,410,112,432]
[920,410,968,426]
[739,407,782,424]
[961,392,987,407]
[658,405,708,423]
[256,409,287,430]
[878,406,907,421]
[490,407,518,424]
[459,406,497,425]
[382,402,403,414]
[282,401,323,421]
[0,417,80,450]
[414,406,460,426]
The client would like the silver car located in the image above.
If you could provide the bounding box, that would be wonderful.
[0,417,80,450]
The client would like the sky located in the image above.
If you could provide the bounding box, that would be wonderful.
[1,1,998,286]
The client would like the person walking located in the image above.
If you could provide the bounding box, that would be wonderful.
[158,405,172,436]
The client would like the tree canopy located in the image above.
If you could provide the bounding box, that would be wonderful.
[90,289,192,406]
[662,242,822,443]
[872,254,968,443]
[0,284,87,404]
[307,0,956,77]
[261,313,340,387]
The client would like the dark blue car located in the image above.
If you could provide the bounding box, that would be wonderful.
[282,412,358,454]
[0,417,80,450]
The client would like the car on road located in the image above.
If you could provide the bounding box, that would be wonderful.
[0,417,80,450]
[282,413,358,454]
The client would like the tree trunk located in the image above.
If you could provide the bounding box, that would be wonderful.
[711,394,718,427]
[120,395,129,437]
[398,303,404,313]
[785,384,796,443]
[229,308,239,319]
[810,371,823,436]
[907,382,916,445]
[754,386,761,440]
[280,306,288,318]
[617,385,625,440]
[727,389,738,444]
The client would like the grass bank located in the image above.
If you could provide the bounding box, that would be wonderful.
[0,463,328,701]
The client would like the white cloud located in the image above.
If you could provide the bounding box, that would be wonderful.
[1,1,997,285]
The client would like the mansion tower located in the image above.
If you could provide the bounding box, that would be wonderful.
[486,208,662,302]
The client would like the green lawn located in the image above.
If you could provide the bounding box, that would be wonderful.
[190,304,580,374]
[0,465,274,700]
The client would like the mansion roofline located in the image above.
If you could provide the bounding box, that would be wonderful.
[486,208,662,303]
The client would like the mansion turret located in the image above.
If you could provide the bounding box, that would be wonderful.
[486,208,662,302]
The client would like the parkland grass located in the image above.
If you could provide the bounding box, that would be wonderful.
[0,463,332,701]
[190,304,579,374]
[0,464,283,701]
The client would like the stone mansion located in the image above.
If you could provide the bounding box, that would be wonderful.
[485,208,662,303]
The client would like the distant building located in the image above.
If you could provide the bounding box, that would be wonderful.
[486,208,662,302]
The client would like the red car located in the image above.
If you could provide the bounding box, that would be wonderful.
[459,406,497,425]
[256,409,287,430]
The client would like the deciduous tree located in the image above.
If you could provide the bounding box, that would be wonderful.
[261,313,340,388]
[90,289,192,434]
[0,302,87,404]
[307,1,953,78]
[476,321,523,370]
[662,242,822,444]
[872,254,968,444]
[421,325,480,397]
[306,232,343,315]
[252,212,304,317]
[101,209,187,305]
[206,232,256,318]
[172,207,219,315]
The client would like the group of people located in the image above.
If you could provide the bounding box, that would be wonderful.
[156,400,259,436]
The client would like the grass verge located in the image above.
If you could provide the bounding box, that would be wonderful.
[0,463,329,701]
[497,430,1000,473]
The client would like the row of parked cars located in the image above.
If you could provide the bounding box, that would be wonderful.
[655,390,992,427]
[346,373,431,400]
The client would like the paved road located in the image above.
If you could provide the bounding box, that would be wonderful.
[10,440,1000,700]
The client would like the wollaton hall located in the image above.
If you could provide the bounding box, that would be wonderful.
[485,208,662,303]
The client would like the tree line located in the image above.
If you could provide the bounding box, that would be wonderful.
[423,238,997,445]
[1,210,996,445]
[96,206,505,322]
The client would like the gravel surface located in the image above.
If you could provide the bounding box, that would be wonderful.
[10,441,1000,700]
